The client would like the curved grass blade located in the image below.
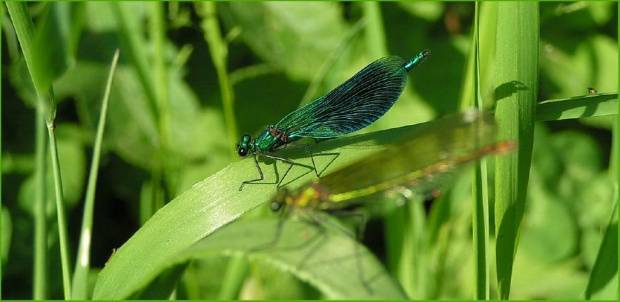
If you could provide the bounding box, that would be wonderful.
[71,49,120,299]
[6,2,71,298]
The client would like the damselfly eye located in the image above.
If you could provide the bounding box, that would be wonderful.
[237,147,248,157]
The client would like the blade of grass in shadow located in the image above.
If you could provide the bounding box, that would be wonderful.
[494,2,539,299]
[110,2,156,107]
[34,91,48,299]
[71,49,120,299]
[92,118,448,300]
[151,1,170,148]
[197,2,238,152]
[584,203,618,299]
[458,3,494,299]
[536,94,618,121]
[112,1,166,221]
[6,2,72,298]
[470,2,490,299]
[150,2,173,196]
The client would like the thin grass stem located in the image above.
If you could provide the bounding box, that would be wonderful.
[71,49,120,299]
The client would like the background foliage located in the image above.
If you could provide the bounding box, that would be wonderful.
[1,2,617,299]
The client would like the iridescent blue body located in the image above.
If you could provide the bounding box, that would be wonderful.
[237,50,430,190]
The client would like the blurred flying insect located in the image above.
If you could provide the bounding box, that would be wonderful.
[260,109,515,292]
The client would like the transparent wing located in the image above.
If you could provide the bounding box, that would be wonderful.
[317,110,513,206]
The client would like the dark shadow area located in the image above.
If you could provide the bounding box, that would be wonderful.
[494,80,528,102]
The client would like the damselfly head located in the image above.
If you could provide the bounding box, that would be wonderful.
[237,134,252,157]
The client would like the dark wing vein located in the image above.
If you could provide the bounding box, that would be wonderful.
[276,56,409,138]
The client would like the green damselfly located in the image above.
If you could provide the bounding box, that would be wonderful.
[237,50,430,190]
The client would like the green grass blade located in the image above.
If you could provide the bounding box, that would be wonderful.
[216,255,249,299]
[536,94,618,121]
[110,2,156,107]
[150,2,172,179]
[6,2,72,298]
[91,118,450,299]
[112,1,167,214]
[584,204,618,299]
[34,99,48,299]
[46,120,72,299]
[471,3,490,300]
[494,2,539,299]
[197,2,238,152]
[5,2,54,121]
[1,208,12,290]
[71,49,120,299]
[363,2,387,59]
